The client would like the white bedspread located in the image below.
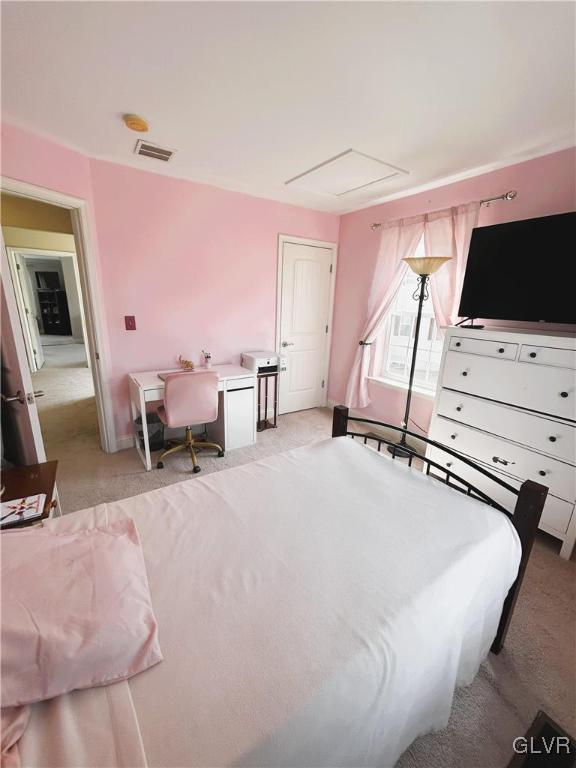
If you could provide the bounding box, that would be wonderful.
[20,437,521,767]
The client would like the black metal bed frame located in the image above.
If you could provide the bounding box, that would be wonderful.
[331,405,548,654]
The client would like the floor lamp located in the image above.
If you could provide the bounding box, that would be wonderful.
[387,256,451,458]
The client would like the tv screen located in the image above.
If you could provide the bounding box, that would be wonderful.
[458,212,576,324]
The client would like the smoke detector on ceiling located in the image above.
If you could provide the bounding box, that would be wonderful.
[123,113,149,132]
[134,140,175,162]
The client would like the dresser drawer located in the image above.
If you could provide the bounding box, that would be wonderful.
[443,351,576,422]
[436,390,576,465]
[427,447,574,535]
[518,344,576,370]
[449,336,518,360]
[431,417,576,502]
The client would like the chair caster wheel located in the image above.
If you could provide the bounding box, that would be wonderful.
[193,466,201,474]
[218,450,225,458]
[157,461,164,469]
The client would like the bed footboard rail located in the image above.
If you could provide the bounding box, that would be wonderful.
[332,405,547,653]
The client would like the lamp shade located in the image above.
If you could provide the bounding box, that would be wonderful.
[402,256,451,275]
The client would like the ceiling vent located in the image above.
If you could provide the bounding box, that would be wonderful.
[285,149,408,197]
[134,140,175,162]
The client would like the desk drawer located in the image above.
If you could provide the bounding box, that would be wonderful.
[226,376,255,392]
[144,387,164,402]
[449,336,518,360]
[432,417,575,502]
[436,390,576,465]
[519,345,576,370]
[443,352,576,421]
[427,447,574,535]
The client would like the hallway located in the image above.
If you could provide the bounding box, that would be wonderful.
[31,341,99,460]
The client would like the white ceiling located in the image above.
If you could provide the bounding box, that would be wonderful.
[1,2,574,214]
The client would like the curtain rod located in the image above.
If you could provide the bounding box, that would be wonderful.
[370,190,518,230]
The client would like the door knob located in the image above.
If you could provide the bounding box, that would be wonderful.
[281,341,295,347]
[1,390,25,404]
[1,390,44,404]
[492,456,515,466]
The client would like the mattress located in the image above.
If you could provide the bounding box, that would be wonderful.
[19,436,521,767]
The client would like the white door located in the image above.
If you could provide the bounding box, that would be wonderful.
[1,240,46,463]
[278,240,335,414]
[9,252,45,371]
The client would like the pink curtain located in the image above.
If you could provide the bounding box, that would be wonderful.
[424,202,480,327]
[345,216,425,408]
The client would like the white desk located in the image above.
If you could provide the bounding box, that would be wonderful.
[128,365,257,470]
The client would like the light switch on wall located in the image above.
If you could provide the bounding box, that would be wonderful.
[125,315,136,330]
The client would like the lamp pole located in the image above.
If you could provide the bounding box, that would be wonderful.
[387,255,450,459]
[388,274,429,458]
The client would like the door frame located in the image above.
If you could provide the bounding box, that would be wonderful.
[7,247,90,355]
[1,177,117,453]
[5,247,44,373]
[275,234,338,411]
[1,236,47,463]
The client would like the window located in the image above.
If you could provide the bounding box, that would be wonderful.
[379,240,444,393]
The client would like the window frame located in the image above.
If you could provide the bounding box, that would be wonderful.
[371,239,444,397]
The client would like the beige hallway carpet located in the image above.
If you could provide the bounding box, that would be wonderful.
[25,387,576,767]
[31,342,99,457]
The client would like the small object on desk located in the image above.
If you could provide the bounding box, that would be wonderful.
[178,355,194,371]
[0,461,58,530]
[1,494,46,527]
[202,350,212,369]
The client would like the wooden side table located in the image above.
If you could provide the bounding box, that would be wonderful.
[1,461,58,530]
[256,372,278,432]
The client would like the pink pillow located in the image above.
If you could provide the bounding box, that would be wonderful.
[1,519,162,707]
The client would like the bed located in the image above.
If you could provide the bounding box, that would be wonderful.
[13,406,546,768]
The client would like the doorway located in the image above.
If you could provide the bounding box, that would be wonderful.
[6,243,100,461]
[1,182,115,481]
[276,236,337,414]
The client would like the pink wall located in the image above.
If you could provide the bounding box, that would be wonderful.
[89,159,338,437]
[1,123,92,200]
[3,122,574,443]
[1,123,338,440]
[329,147,576,431]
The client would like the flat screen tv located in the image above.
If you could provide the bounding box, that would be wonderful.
[458,211,576,324]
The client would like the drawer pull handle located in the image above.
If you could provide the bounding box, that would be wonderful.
[446,462,453,468]
[498,348,505,353]
[492,456,515,466]
[529,352,537,358]
[450,434,457,440]
[456,406,462,412]
[455,342,461,348]
[462,371,468,377]
[548,436,557,443]
[539,470,547,477]
[560,391,569,398]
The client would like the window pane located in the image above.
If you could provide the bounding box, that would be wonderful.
[380,245,443,393]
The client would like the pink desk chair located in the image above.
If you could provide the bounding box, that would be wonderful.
[156,371,224,473]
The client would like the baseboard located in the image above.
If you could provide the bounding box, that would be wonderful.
[116,435,134,451]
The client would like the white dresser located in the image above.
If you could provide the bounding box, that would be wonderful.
[427,327,576,559]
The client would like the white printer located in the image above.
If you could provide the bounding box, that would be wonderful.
[240,351,279,373]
